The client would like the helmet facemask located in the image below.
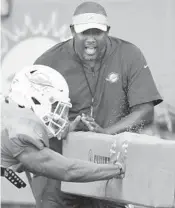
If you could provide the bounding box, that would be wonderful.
[39,100,71,137]
[31,87,72,138]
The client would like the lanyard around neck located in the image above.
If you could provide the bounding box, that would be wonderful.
[73,40,107,117]
[81,65,101,117]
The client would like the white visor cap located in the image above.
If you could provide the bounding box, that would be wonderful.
[72,13,108,33]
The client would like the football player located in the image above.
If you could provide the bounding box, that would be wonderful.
[1,65,127,207]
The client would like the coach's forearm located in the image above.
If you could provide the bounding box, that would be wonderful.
[106,102,154,135]
[18,147,121,182]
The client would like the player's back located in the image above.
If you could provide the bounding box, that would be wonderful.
[1,99,49,171]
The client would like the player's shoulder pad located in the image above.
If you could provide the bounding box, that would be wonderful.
[9,118,49,150]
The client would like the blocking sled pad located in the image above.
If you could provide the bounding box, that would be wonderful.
[61,132,175,208]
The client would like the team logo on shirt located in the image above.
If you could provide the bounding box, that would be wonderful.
[106,72,120,83]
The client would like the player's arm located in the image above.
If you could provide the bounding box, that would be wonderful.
[16,145,124,182]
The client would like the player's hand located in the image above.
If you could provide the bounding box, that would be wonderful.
[110,140,128,179]
[81,114,107,134]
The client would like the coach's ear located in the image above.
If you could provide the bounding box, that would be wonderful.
[106,26,110,34]
[70,25,76,36]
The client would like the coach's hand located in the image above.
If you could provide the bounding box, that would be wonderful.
[81,114,108,134]
[69,115,82,132]
[60,115,81,140]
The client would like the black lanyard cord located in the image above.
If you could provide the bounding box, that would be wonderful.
[82,64,101,98]
[73,40,107,117]
[81,64,101,117]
